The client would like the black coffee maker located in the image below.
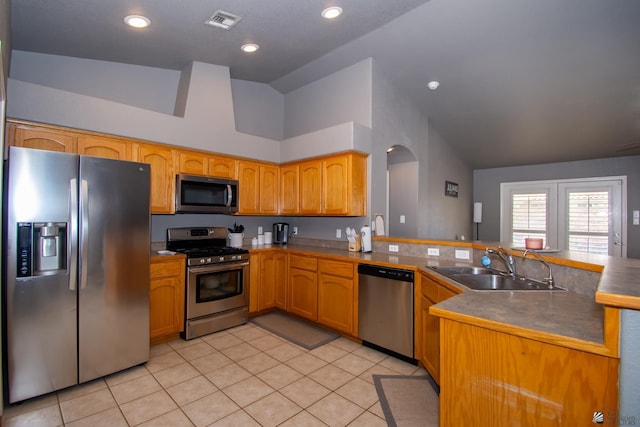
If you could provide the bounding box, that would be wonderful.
[273,223,289,244]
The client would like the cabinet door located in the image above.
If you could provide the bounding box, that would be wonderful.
[322,155,349,215]
[274,253,288,309]
[299,160,322,214]
[209,156,237,179]
[260,252,277,310]
[150,258,185,343]
[249,253,261,314]
[421,294,439,382]
[237,161,260,214]
[260,164,280,214]
[280,164,299,215]
[135,144,176,214]
[177,150,208,175]
[318,260,355,335]
[77,136,131,160]
[288,267,318,320]
[11,125,77,153]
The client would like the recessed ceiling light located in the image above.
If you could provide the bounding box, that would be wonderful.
[321,6,343,19]
[124,15,151,29]
[427,81,440,90]
[241,43,259,53]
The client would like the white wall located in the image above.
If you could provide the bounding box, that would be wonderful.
[231,79,284,141]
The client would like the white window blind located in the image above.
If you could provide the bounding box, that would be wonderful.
[567,191,609,255]
[511,192,547,248]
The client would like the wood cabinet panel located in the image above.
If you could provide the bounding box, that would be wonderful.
[288,254,318,321]
[177,150,208,175]
[279,164,299,214]
[77,136,131,160]
[134,144,175,214]
[250,251,288,313]
[10,125,77,153]
[208,156,237,179]
[299,160,322,214]
[419,273,459,384]
[249,253,261,314]
[150,257,185,344]
[260,164,279,214]
[318,259,355,334]
[237,161,261,214]
[322,155,349,215]
[439,319,619,426]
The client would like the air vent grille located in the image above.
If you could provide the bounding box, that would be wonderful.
[204,10,242,30]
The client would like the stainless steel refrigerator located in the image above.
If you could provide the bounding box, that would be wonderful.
[4,146,151,403]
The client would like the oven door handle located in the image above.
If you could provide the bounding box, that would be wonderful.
[188,261,249,274]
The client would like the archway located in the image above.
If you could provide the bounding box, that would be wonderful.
[386,145,418,237]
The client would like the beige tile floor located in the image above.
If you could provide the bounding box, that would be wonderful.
[2,321,431,426]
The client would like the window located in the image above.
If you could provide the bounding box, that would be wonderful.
[501,177,626,257]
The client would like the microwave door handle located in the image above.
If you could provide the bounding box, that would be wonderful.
[226,184,233,207]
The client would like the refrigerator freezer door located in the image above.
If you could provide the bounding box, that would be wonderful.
[78,156,150,383]
[5,147,79,403]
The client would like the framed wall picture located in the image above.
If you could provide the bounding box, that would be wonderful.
[445,180,459,197]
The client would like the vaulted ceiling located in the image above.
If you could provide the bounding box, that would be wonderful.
[9,0,640,168]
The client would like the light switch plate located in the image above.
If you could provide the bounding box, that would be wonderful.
[634,210,639,225]
[455,249,470,260]
[336,228,342,238]
[400,215,406,224]
[389,244,399,253]
[428,248,440,256]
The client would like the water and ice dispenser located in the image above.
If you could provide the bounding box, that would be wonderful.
[17,222,68,277]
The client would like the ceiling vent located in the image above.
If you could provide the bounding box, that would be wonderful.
[204,10,242,30]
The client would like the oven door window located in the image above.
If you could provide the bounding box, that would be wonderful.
[196,269,243,303]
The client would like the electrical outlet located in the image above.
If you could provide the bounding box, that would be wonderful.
[455,249,470,260]
[400,215,406,224]
[336,228,342,239]
[428,248,440,256]
[389,244,399,253]
[292,226,298,235]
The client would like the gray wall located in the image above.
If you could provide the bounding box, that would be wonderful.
[473,155,640,258]
[231,79,284,141]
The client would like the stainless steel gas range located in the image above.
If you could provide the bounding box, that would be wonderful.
[166,226,249,340]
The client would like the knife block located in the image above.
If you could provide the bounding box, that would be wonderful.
[348,235,362,252]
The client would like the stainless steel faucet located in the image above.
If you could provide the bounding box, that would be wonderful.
[485,246,517,276]
[523,249,555,289]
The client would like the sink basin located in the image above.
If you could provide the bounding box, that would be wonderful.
[428,266,565,291]
[430,266,494,275]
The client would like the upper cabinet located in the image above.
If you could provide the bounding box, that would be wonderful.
[133,143,176,214]
[6,120,368,217]
[283,152,367,217]
[8,122,77,153]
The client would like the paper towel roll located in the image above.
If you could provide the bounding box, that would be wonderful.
[361,226,372,253]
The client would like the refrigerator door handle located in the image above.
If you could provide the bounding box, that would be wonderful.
[69,178,78,291]
[79,179,89,289]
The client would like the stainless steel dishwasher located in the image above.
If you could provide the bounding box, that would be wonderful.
[358,264,415,362]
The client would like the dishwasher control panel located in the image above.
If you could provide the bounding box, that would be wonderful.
[357,264,414,282]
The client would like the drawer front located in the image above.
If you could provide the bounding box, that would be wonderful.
[151,259,184,279]
[289,254,318,271]
[318,259,354,278]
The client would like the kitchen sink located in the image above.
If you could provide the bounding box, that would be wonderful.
[428,266,566,291]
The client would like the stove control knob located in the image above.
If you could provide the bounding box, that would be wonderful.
[199,258,205,264]
[218,256,225,262]
[206,258,212,263]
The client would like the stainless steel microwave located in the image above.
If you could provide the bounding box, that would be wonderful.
[175,174,238,214]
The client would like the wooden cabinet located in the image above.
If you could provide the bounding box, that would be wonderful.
[150,256,185,344]
[288,254,318,320]
[208,156,237,179]
[77,135,131,160]
[134,144,176,214]
[419,273,459,384]
[298,160,322,214]
[438,318,619,426]
[8,122,77,153]
[176,149,237,178]
[280,164,299,215]
[250,251,288,313]
[282,152,367,216]
[318,259,356,335]
[237,160,279,214]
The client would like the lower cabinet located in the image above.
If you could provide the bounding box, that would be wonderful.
[150,256,186,344]
[419,273,459,384]
[288,254,318,320]
[249,251,288,313]
[317,259,356,335]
